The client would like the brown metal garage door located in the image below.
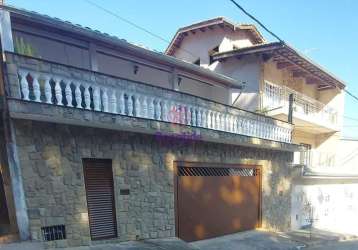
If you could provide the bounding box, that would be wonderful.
[83,159,117,240]
[175,163,261,242]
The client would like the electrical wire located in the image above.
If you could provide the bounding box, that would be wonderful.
[228,0,358,104]
[228,0,284,43]
[83,0,198,59]
[85,0,358,110]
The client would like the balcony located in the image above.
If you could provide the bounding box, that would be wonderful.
[4,53,295,150]
[262,81,339,133]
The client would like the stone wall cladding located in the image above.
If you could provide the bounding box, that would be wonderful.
[14,119,293,248]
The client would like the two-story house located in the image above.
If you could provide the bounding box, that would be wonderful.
[0,6,299,248]
[165,17,358,236]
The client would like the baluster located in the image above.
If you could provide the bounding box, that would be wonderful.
[218,113,224,130]
[267,124,272,140]
[162,100,168,122]
[167,102,173,122]
[228,115,232,132]
[156,99,162,120]
[192,107,197,126]
[213,112,217,129]
[134,94,140,117]
[257,121,262,138]
[64,80,73,107]
[242,119,248,135]
[186,106,191,125]
[197,108,202,127]
[32,73,41,102]
[75,83,82,108]
[253,120,257,137]
[225,114,229,131]
[168,101,176,123]
[202,109,207,128]
[210,112,214,129]
[180,104,186,124]
[84,84,91,110]
[233,117,237,133]
[208,111,212,128]
[102,88,108,112]
[119,92,125,115]
[148,97,155,119]
[263,125,268,139]
[225,115,229,132]
[237,117,241,134]
[217,114,221,130]
[44,75,52,104]
[226,115,231,132]
[19,70,29,100]
[54,78,63,106]
[110,89,117,114]
[141,95,148,118]
[174,102,181,123]
[222,114,226,131]
[127,93,133,116]
[93,86,101,111]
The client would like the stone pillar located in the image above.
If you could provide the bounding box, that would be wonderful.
[4,119,29,240]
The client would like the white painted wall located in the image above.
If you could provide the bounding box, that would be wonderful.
[292,184,358,236]
[336,139,358,174]
[214,56,261,111]
[173,27,254,67]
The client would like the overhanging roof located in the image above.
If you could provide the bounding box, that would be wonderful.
[165,17,265,56]
[1,5,242,89]
[212,42,346,90]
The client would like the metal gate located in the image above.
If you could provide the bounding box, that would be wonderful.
[83,159,117,240]
[175,163,261,242]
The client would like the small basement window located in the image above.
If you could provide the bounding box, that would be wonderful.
[41,225,66,241]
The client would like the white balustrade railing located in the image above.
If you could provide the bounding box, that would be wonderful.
[17,69,292,143]
[262,81,338,128]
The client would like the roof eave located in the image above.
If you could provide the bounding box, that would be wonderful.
[165,17,265,56]
[212,42,345,89]
[3,6,241,88]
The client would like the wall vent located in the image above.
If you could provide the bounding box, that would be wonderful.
[41,225,66,241]
[178,167,258,177]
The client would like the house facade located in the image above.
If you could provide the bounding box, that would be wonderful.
[0,6,299,248]
[165,17,358,236]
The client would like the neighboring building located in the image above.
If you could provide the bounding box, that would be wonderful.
[0,6,298,248]
[166,17,358,236]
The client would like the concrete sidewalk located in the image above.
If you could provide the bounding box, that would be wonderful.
[1,230,358,250]
[191,230,302,250]
[0,238,198,250]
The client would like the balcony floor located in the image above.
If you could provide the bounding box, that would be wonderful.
[268,109,339,134]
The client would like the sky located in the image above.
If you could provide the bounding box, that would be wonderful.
[6,0,358,138]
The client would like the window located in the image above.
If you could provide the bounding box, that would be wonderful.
[193,58,200,65]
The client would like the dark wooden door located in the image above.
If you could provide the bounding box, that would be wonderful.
[176,165,261,242]
[83,159,117,240]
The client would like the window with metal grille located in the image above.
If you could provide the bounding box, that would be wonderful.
[178,167,258,177]
[41,225,66,241]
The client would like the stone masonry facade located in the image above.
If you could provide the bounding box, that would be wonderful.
[13,119,293,248]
